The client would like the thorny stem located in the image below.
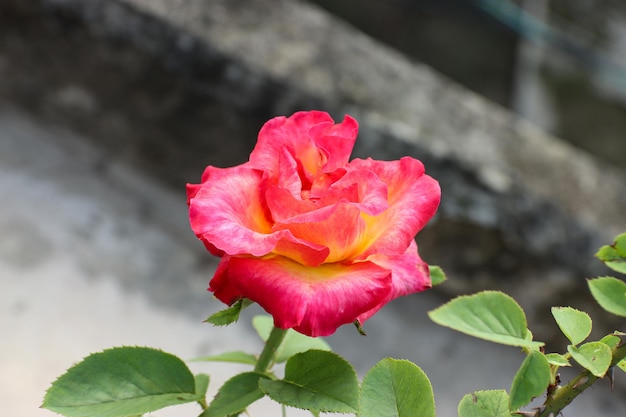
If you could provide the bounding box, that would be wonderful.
[537,342,626,417]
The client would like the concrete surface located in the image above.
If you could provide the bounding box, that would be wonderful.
[2,103,626,417]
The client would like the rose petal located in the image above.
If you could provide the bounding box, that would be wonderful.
[265,184,318,223]
[188,165,278,257]
[189,164,330,264]
[275,146,305,197]
[265,168,389,263]
[357,240,431,323]
[273,234,330,266]
[186,165,215,203]
[186,183,202,204]
[221,255,392,337]
[208,255,242,305]
[249,111,358,178]
[315,167,389,216]
[250,111,330,175]
[349,157,441,257]
[309,115,358,173]
[272,202,366,264]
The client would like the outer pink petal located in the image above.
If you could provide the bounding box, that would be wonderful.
[208,255,242,305]
[349,157,441,257]
[186,183,202,204]
[186,164,215,203]
[222,256,392,337]
[189,164,329,264]
[188,165,278,257]
[356,240,431,323]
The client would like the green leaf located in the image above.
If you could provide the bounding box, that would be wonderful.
[259,350,359,413]
[191,351,257,366]
[588,277,626,317]
[429,265,447,287]
[252,316,331,363]
[599,334,621,349]
[551,306,592,345]
[194,373,210,398]
[600,334,626,373]
[252,315,274,340]
[544,353,570,367]
[458,390,511,417]
[595,232,626,274]
[523,330,542,352]
[204,299,253,326]
[277,332,332,363]
[360,358,434,417]
[567,342,613,377]
[42,347,201,417]
[509,351,550,411]
[202,372,269,417]
[428,291,543,349]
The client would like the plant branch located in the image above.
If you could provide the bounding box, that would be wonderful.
[538,342,626,417]
[254,325,288,373]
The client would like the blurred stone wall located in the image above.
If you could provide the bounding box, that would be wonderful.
[2,0,626,341]
[310,0,626,169]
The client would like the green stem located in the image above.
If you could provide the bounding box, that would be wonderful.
[197,398,208,410]
[255,325,289,373]
[538,343,626,417]
[229,326,289,417]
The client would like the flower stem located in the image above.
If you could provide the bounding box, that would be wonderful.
[538,342,626,417]
[255,325,289,373]
[197,398,208,411]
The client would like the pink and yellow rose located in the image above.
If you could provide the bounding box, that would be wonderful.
[187,111,440,337]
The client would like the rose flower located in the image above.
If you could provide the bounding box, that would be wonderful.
[187,111,440,337]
